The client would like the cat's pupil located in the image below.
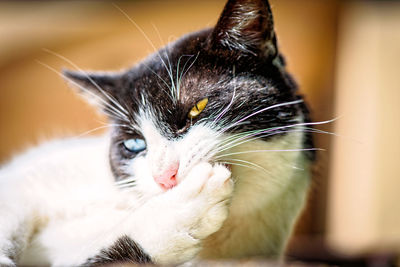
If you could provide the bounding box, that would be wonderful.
[123,138,146,153]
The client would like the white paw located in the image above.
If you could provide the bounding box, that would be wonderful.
[130,163,233,264]
[187,164,233,239]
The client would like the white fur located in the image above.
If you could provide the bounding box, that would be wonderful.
[0,122,233,265]
[0,114,310,266]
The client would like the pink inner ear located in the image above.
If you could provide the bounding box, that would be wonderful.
[154,163,179,190]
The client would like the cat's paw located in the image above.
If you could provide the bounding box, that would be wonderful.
[180,163,233,240]
[132,162,233,264]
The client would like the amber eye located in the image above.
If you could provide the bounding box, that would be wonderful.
[188,98,208,119]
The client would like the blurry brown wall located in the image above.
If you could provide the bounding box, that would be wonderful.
[0,0,338,250]
[328,1,400,256]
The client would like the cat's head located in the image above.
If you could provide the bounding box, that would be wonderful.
[65,0,312,198]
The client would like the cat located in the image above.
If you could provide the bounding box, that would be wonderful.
[0,0,315,266]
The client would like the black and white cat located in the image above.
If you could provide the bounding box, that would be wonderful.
[0,0,315,266]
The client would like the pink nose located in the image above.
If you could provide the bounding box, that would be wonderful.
[154,163,179,190]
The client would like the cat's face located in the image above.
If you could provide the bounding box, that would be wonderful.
[65,0,312,198]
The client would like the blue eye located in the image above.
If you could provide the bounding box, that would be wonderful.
[123,138,146,153]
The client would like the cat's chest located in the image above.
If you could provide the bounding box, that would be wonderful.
[199,131,311,258]
[223,131,305,210]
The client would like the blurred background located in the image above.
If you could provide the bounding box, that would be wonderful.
[0,0,399,266]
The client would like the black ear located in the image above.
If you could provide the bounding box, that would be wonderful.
[63,69,121,96]
[210,0,278,59]
[63,69,126,114]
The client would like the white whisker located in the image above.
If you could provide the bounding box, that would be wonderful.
[218,161,260,173]
[113,4,178,102]
[216,118,337,153]
[216,148,324,159]
[221,99,304,132]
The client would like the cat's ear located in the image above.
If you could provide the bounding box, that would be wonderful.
[63,69,122,105]
[210,0,278,59]
[63,69,121,95]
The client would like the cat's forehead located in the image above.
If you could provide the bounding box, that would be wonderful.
[115,33,283,139]
[128,30,276,105]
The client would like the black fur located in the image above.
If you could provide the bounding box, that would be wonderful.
[64,0,315,184]
[82,235,152,266]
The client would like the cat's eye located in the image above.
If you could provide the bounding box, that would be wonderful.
[123,138,146,153]
[188,98,208,119]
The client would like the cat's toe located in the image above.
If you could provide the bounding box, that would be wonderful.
[205,164,233,198]
[174,162,213,199]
